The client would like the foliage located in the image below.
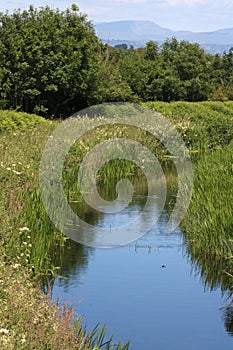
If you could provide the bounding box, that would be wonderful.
[0,110,45,131]
[116,39,233,103]
[1,5,233,119]
[144,101,233,152]
[0,5,102,117]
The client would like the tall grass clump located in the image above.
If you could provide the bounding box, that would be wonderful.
[181,141,233,275]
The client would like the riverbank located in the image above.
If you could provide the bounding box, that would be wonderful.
[0,113,85,349]
[145,101,233,288]
[0,111,130,350]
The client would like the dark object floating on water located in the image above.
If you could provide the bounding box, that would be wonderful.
[161,265,166,268]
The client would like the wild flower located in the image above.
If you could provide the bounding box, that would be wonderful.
[12,170,21,175]
[19,227,30,232]
[6,167,11,171]
[12,263,21,269]
[0,328,10,334]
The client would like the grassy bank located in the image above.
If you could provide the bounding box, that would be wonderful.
[145,101,233,289]
[144,101,233,153]
[0,111,129,349]
[181,142,233,290]
[181,141,233,257]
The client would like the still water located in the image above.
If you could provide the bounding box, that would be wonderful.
[52,182,233,350]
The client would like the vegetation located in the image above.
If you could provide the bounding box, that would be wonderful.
[143,101,233,153]
[0,112,129,350]
[1,3,233,347]
[0,99,232,346]
[145,102,233,291]
[0,5,102,117]
[0,6,233,118]
[0,260,99,350]
[181,142,233,280]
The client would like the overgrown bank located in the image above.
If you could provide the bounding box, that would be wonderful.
[0,111,129,350]
[145,101,233,290]
[180,142,233,291]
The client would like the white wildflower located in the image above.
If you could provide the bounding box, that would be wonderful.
[0,328,9,334]
[19,227,30,232]
[6,167,11,171]
[12,170,21,175]
[12,263,21,269]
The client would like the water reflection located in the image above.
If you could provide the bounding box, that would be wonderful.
[222,305,233,336]
[55,241,94,291]
[51,175,233,349]
[185,245,233,295]
[64,174,167,247]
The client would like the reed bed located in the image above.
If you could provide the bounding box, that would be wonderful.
[181,141,233,258]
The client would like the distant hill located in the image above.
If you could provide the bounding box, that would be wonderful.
[94,20,233,54]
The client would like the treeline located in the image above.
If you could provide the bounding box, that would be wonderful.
[0,5,233,118]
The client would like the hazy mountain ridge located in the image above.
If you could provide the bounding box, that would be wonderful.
[94,20,233,53]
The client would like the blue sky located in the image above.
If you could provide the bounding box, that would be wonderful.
[1,1,233,32]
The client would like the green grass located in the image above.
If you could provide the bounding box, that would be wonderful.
[180,141,233,290]
[0,118,63,277]
[144,102,233,289]
[0,111,130,350]
[182,142,233,256]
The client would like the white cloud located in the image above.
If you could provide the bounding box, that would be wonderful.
[104,0,147,3]
[165,0,206,5]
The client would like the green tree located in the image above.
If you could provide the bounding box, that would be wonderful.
[0,5,102,117]
[161,39,210,101]
[144,40,159,60]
